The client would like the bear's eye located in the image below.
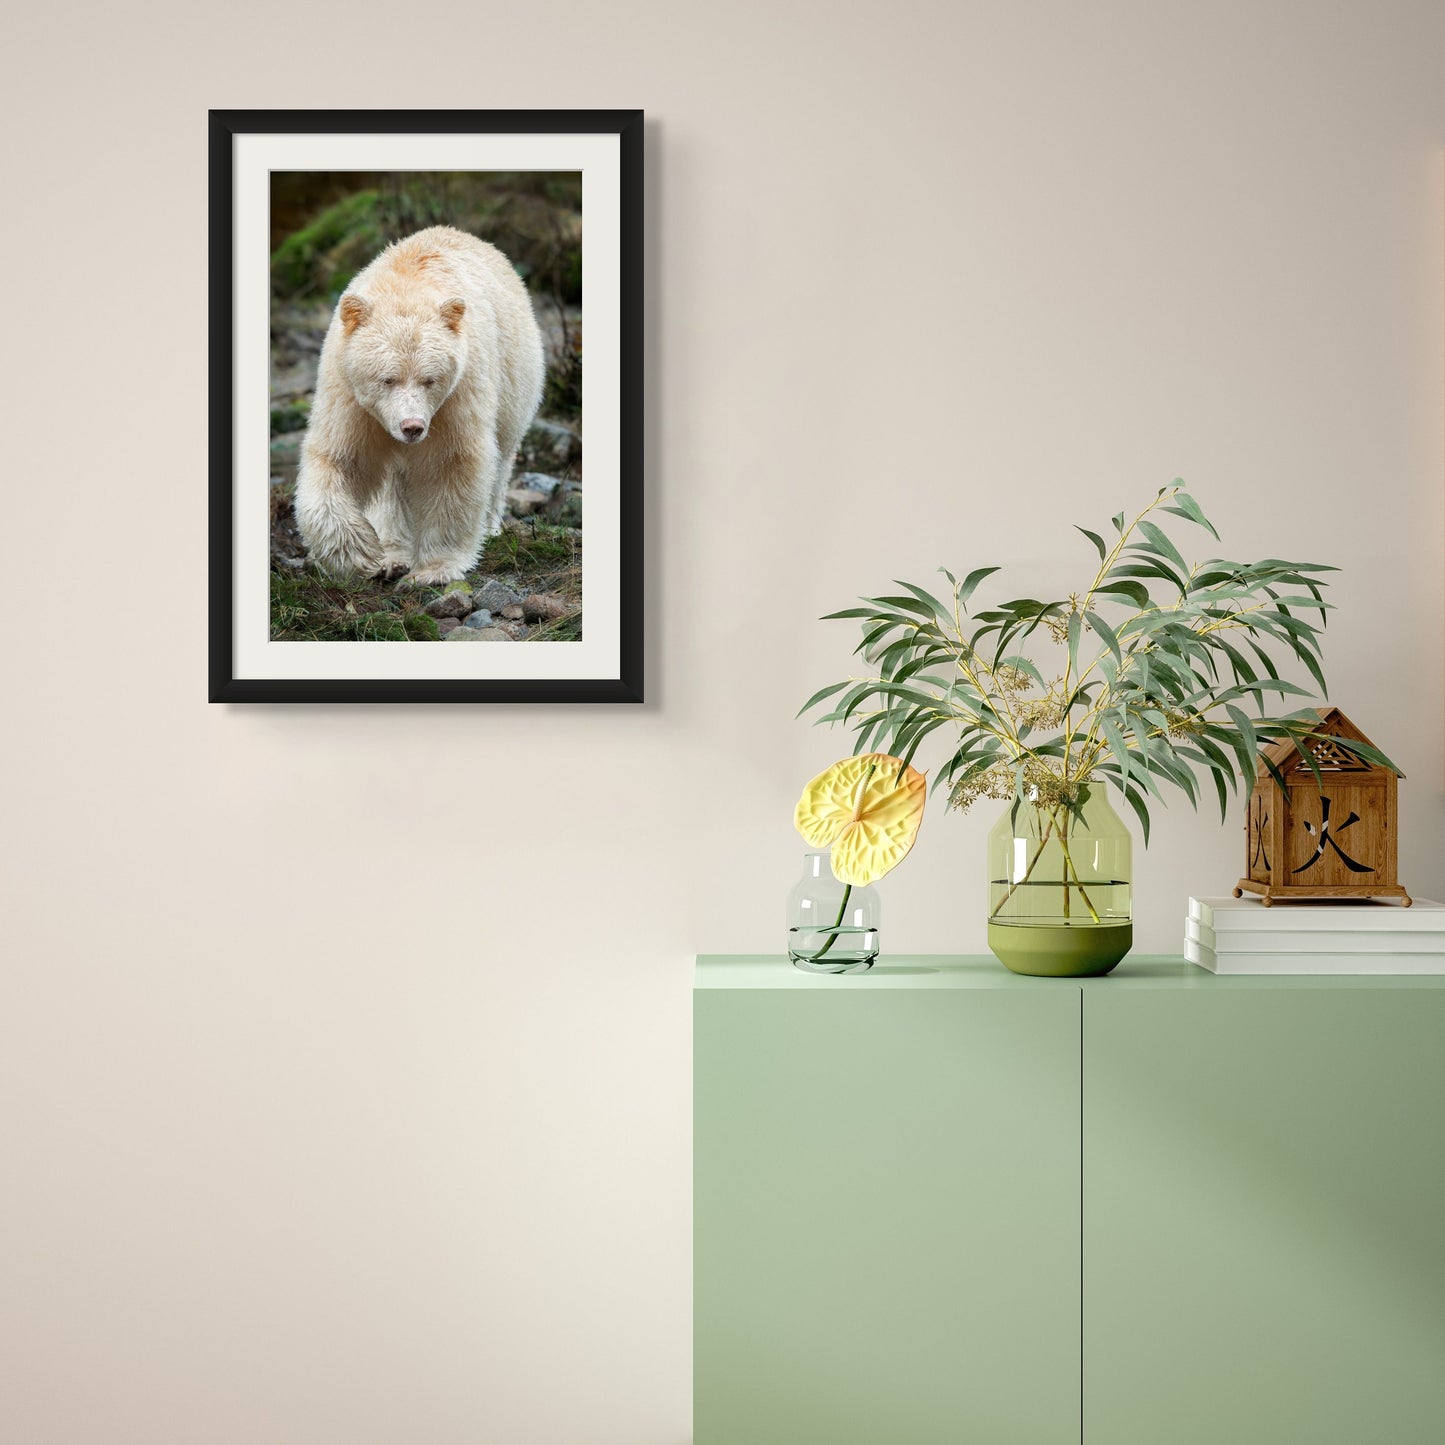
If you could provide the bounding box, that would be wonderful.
[382,377,398,387]
[421,377,437,387]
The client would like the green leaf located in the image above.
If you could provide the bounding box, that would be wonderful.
[1109,559,1190,591]
[1325,735,1401,773]
[1083,610,1122,666]
[891,654,942,687]
[957,566,1001,610]
[1193,732,1237,789]
[1159,749,1199,806]
[869,594,940,620]
[1099,714,1137,790]
[853,713,886,753]
[837,682,876,723]
[870,682,949,709]
[796,679,851,718]
[816,681,871,725]
[1161,491,1220,540]
[1225,705,1260,786]
[1262,595,1335,613]
[1007,759,1029,824]
[1205,759,1229,822]
[1075,526,1108,562]
[1121,784,1152,846]
[1225,704,1259,767]
[1136,518,1191,577]
[997,597,1054,618]
[1293,641,1328,697]
[820,605,887,621]
[1094,580,1151,609]
[896,718,943,777]
[1258,750,1290,794]
[858,619,898,656]
[894,579,954,625]
[1212,638,1258,685]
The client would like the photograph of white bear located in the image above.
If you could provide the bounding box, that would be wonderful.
[296,226,545,586]
[269,168,583,643]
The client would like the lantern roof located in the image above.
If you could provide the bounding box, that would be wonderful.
[1258,706,1403,780]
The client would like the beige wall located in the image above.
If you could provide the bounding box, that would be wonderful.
[4,2,1445,1441]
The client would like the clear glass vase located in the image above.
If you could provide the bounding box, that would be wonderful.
[986,785,1132,976]
[786,852,880,974]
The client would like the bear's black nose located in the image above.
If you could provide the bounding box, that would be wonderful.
[401,419,425,441]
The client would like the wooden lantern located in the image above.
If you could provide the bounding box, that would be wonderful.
[1233,707,1410,906]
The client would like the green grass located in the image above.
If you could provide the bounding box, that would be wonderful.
[479,520,578,574]
[527,610,584,642]
[269,567,442,642]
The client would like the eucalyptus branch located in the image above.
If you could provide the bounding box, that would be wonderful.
[800,484,1395,837]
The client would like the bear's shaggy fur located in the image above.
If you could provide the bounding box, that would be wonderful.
[294,226,546,586]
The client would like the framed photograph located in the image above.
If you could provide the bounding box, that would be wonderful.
[209,109,643,703]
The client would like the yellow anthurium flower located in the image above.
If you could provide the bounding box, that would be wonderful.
[794,753,926,886]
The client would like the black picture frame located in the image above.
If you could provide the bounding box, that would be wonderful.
[209,109,644,703]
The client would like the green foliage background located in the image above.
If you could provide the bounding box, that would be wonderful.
[270,171,582,306]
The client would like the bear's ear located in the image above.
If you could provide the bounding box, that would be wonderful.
[340,294,372,334]
[439,297,466,332]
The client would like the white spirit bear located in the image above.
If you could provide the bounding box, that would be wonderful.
[295,226,545,585]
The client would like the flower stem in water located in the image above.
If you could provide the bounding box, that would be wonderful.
[794,884,854,963]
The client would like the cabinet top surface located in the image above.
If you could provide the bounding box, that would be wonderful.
[694,955,1445,990]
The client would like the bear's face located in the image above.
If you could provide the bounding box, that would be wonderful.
[337,294,468,445]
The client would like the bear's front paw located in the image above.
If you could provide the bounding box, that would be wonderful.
[315,550,384,580]
[401,561,469,587]
[374,550,414,584]
[311,520,386,580]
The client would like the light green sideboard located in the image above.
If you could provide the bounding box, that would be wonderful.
[695,956,1445,1444]
[695,961,1082,1444]
[1084,980,1445,1445]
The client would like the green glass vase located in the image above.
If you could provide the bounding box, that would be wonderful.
[986,786,1132,976]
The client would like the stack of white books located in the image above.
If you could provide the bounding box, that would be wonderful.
[1186,896,1445,974]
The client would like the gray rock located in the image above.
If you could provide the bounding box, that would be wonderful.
[545,480,582,527]
[507,487,550,518]
[498,604,526,621]
[462,609,495,630]
[436,617,461,637]
[424,591,474,620]
[447,626,512,641]
[519,418,581,472]
[513,470,563,498]
[473,580,522,613]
